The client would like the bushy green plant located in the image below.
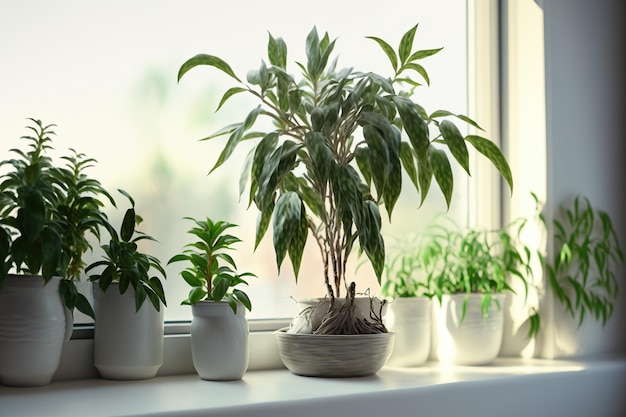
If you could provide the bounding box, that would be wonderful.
[538,194,624,327]
[405,216,540,337]
[0,119,114,318]
[178,24,512,334]
[86,190,167,312]
[168,217,255,313]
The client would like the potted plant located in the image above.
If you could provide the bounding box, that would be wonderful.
[0,119,114,386]
[86,189,167,380]
[417,216,538,365]
[168,216,255,381]
[177,24,513,376]
[537,194,623,353]
[380,235,434,367]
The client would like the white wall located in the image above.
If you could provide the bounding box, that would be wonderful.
[542,0,626,358]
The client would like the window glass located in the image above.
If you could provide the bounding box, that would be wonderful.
[0,0,469,321]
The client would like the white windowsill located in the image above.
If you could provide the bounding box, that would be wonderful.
[2,356,625,417]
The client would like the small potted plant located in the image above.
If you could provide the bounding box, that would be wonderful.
[417,216,538,365]
[177,24,513,376]
[86,189,167,380]
[380,235,434,367]
[0,119,114,386]
[168,216,255,381]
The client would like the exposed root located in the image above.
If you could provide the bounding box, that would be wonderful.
[313,282,388,335]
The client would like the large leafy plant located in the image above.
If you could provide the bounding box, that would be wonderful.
[0,119,114,318]
[178,25,512,333]
[538,194,624,327]
[168,217,255,314]
[86,190,167,312]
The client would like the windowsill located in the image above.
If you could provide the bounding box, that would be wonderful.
[2,356,625,417]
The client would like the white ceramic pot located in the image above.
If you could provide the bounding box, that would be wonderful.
[289,296,388,334]
[0,275,73,386]
[384,297,431,367]
[191,301,249,380]
[432,293,505,365]
[93,283,164,380]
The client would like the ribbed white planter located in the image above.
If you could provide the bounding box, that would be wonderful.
[191,301,249,380]
[384,297,431,367]
[432,293,505,365]
[0,275,73,386]
[93,283,164,380]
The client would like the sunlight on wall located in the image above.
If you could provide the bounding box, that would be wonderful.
[0,0,469,320]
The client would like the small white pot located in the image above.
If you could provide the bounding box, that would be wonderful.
[0,275,73,386]
[384,297,431,367]
[432,293,505,365]
[191,301,249,380]
[93,283,164,380]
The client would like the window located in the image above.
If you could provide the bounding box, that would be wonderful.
[1,0,482,322]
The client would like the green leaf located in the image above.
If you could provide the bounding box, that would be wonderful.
[408,47,444,61]
[429,147,454,208]
[354,147,372,186]
[74,292,95,320]
[305,132,333,185]
[233,289,252,311]
[272,192,302,271]
[40,227,61,280]
[393,97,430,160]
[417,154,433,207]
[212,275,229,301]
[439,120,470,175]
[305,27,322,80]
[398,62,430,85]
[398,24,418,64]
[399,142,419,192]
[465,135,514,192]
[210,106,262,174]
[255,201,274,249]
[216,87,247,112]
[120,208,136,243]
[367,36,397,71]
[362,125,390,201]
[177,54,241,83]
[250,132,279,207]
[383,156,402,219]
[187,286,207,304]
[288,204,308,279]
[361,201,385,282]
[268,33,288,68]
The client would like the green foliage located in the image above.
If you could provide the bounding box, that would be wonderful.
[87,190,167,313]
[538,194,624,327]
[178,24,513,300]
[168,217,255,313]
[0,119,114,319]
[381,235,431,299]
[385,216,537,337]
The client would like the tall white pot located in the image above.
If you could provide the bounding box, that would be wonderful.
[432,293,505,365]
[93,283,164,380]
[191,301,249,380]
[384,297,431,367]
[0,275,73,386]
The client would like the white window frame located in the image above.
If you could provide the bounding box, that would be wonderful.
[53,0,508,380]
